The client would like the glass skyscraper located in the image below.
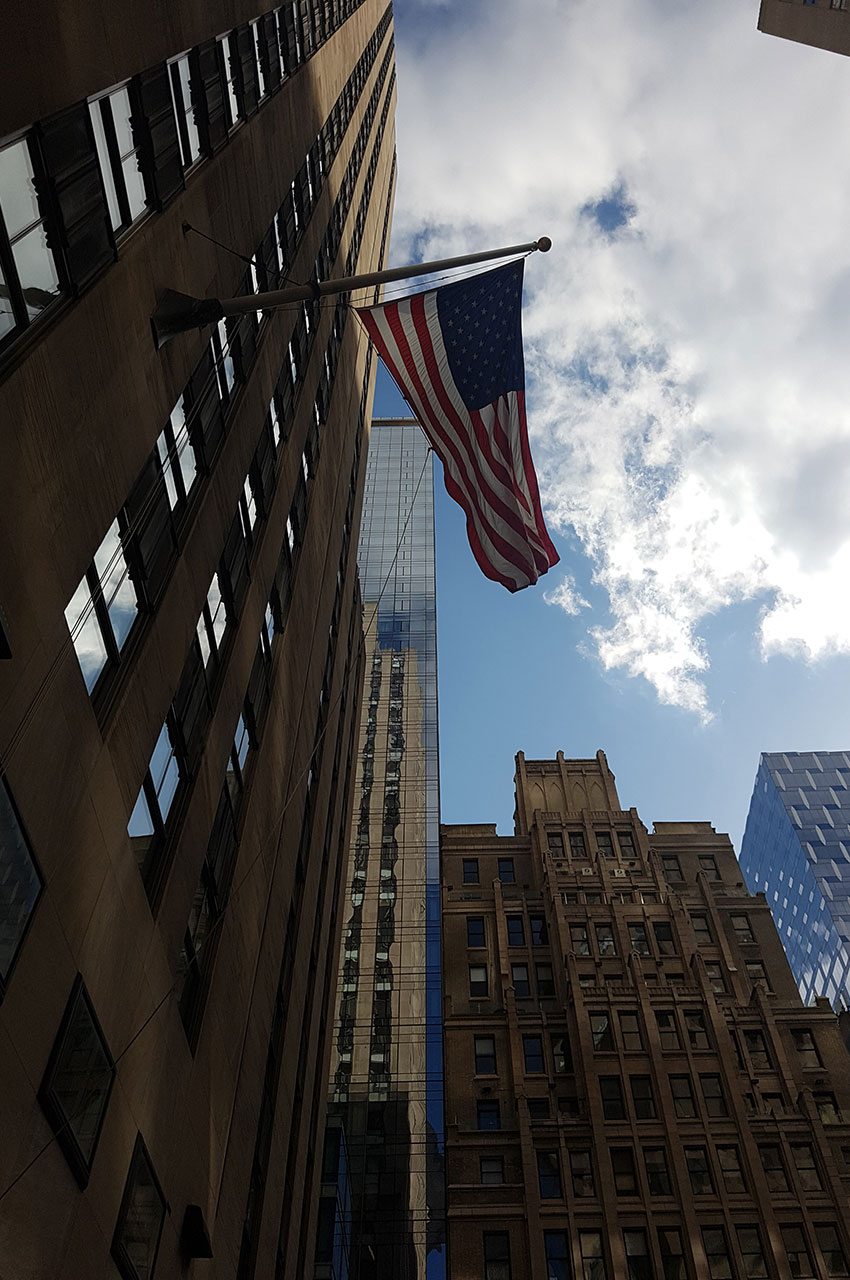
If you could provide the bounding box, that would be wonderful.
[317,419,443,1280]
[740,750,850,1009]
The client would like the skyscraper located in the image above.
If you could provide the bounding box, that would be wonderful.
[740,751,850,1012]
[758,0,850,58]
[317,418,444,1280]
[443,750,850,1279]
[0,4,395,1276]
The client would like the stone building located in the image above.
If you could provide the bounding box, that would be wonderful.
[758,0,850,58]
[442,750,850,1279]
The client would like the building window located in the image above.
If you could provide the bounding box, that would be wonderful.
[530,914,548,945]
[483,1232,510,1280]
[643,1146,670,1195]
[595,922,616,955]
[600,1075,625,1120]
[699,854,721,881]
[0,134,62,347]
[669,1074,695,1118]
[815,1225,849,1277]
[658,1228,686,1280]
[684,1009,711,1050]
[196,571,231,671]
[691,913,712,945]
[782,1226,814,1278]
[684,1145,713,1194]
[746,961,770,988]
[157,396,199,516]
[89,85,147,231]
[0,775,42,991]
[704,961,726,993]
[537,1150,562,1198]
[662,854,684,883]
[39,977,115,1186]
[507,915,525,946]
[617,831,635,855]
[168,54,202,169]
[744,1028,770,1069]
[702,1227,732,1280]
[735,1227,767,1280]
[624,1230,651,1280]
[570,923,590,955]
[498,857,515,883]
[462,858,479,883]
[791,1143,822,1192]
[570,1148,594,1196]
[480,1157,504,1185]
[590,1012,613,1051]
[759,1144,789,1192]
[552,1034,572,1072]
[619,1013,643,1051]
[127,718,186,877]
[536,963,555,997]
[731,913,755,944]
[653,921,676,957]
[611,1147,637,1194]
[814,1091,841,1125]
[523,1034,545,1074]
[627,923,650,956]
[477,1100,501,1131]
[511,963,530,996]
[544,1232,571,1280]
[629,1075,655,1119]
[579,1232,607,1280]
[66,518,142,692]
[569,832,587,858]
[717,1144,746,1193]
[528,1098,550,1120]
[699,1074,727,1117]
[467,916,485,948]
[596,831,614,857]
[656,1010,681,1050]
[111,1134,166,1280]
[474,1035,496,1074]
[469,964,488,998]
[791,1028,822,1068]
[547,832,564,855]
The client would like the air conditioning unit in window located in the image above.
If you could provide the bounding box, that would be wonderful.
[581,867,594,876]
[612,868,627,878]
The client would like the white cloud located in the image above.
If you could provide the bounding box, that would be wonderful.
[543,574,590,616]
[391,0,850,716]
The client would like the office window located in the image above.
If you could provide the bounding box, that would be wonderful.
[168,54,202,169]
[0,776,42,989]
[630,1075,655,1119]
[791,1143,822,1192]
[704,961,726,994]
[469,965,488,998]
[547,832,564,855]
[536,963,555,997]
[628,923,650,956]
[669,1074,696,1118]
[782,1226,814,1278]
[791,1028,822,1068]
[624,1230,651,1280]
[746,961,770,988]
[611,1147,637,1194]
[643,1146,670,1195]
[462,857,479,883]
[537,1150,562,1199]
[66,518,142,692]
[545,1232,572,1280]
[157,397,199,517]
[716,1144,746,1193]
[226,711,252,808]
[0,134,62,346]
[595,922,616,955]
[600,1075,625,1120]
[691,913,712,945]
[480,1157,504,1185]
[590,1012,613,1051]
[814,1091,841,1125]
[731,913,755,944]
[579,1232,607,1280]
[815,1225,849,1277]
[477,1100,500,1131]
[759,1144,789,1192]
[685,1009,711,1050]
[658,1228,686,1280]
[702,1227,732,1280]
[735,1227,767,1280]
[570,923,590,956]
[570,1148,594,1196]
[619,1012,643,1051]
[654,922,676,956]
[528,1098,550,1120]
[498,857,515,883]
[39,978,114,1186]
[699,1074,727,1117]
[111,1134,166,1280]
[684,1145,713,1194]
[569,831,587,857]
[699,854,721,881]
[467,916,486,948]
[578,972,594,987]
[475,1035,496,1074]
[591,831,612,859]
[483,1231,511,1280]
[128,719,185,870]
[89,85,147,231]
[552,1034,572,1073]
[743,1028,770,1068]
[530,914,548,945]
[507,915,525,947]
[511,963,530,996]
[196,571,231,672]
[656,1010,681,1049]
[662,854,684,883]
[523,1034,545,1074]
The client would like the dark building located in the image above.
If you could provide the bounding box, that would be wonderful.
[317,419,444,1280]
[442,750,850,1279]
[759,0,850,58]
[0,3,396,1276]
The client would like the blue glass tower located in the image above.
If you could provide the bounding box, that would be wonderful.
[740,751,850,1010]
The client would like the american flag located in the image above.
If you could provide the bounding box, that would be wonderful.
[357,260,559,592]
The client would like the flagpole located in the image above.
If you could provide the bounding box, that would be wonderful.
[150,236,551,347]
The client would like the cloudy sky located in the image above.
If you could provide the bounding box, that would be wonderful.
[374,0,850,845]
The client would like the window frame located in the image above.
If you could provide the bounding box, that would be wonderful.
[111,1133,167,1280]
[0,773,43,997]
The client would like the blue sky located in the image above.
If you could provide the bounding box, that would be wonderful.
[376,0,850,851]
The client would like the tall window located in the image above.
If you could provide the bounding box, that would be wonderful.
[815,1225,849,1277]
[717,1145,746,1193]
[590,1012,613,1051]
[467,916,486,948]
[469,964,488,997]
[157,395,199,515]
[477,1100,500,1130]
[629,1075,655,1119]
[111,1134,167,1280]
[669,1074,695,1119]
[545,1232,571,1280]
[127,719,186,879]
[658,1228,686,1280]
[595,922,616,955]
[507,915,525,946]
[744,1028,770,1068]
[684,1145,713,1194]
[570,923,590,955]
[168,54,202,169]
[701,1227,732,1280]
[685,1009,711,1049]
[643,1146,670,1195]
[66,518,142,692]
[691,913,712,944]
[611,1147,637,1194]
[627,923,650,956]
[480,1157,503,1186]
[523,1034,545,1073]
[596,831,614,857]
[791,1028,822,1068]
[570,1149,594,1196]
[662,854,684,883]
[579,1232,606,1280]
[654,921,676,956]
[474,1036,496,1074]
[735,1227,768,1280]
[498,857,515,883]
[619,1012,643,1051]
[759,1144,789,1192]
[462,857,479,883]
[530,914,548,945]
[89,85,147,231]
[705,961,726,993]
[536,962,555,996]
[656,1010,681,1049]
[623,1230,651,1280]
[0,135,62,347]
[569,832,587,858]
[537,1150,562,1198]
[483,1232,511,1280]
[781,1226,814,1278]
[511,963,530,996]
[600,1075,625,1120]
[0,775,42,992]
[791,1143,822,1192]
[731,913,755,944]
[699,1074,727,1117]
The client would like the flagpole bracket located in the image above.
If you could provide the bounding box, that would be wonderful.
[151,289,225,349]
